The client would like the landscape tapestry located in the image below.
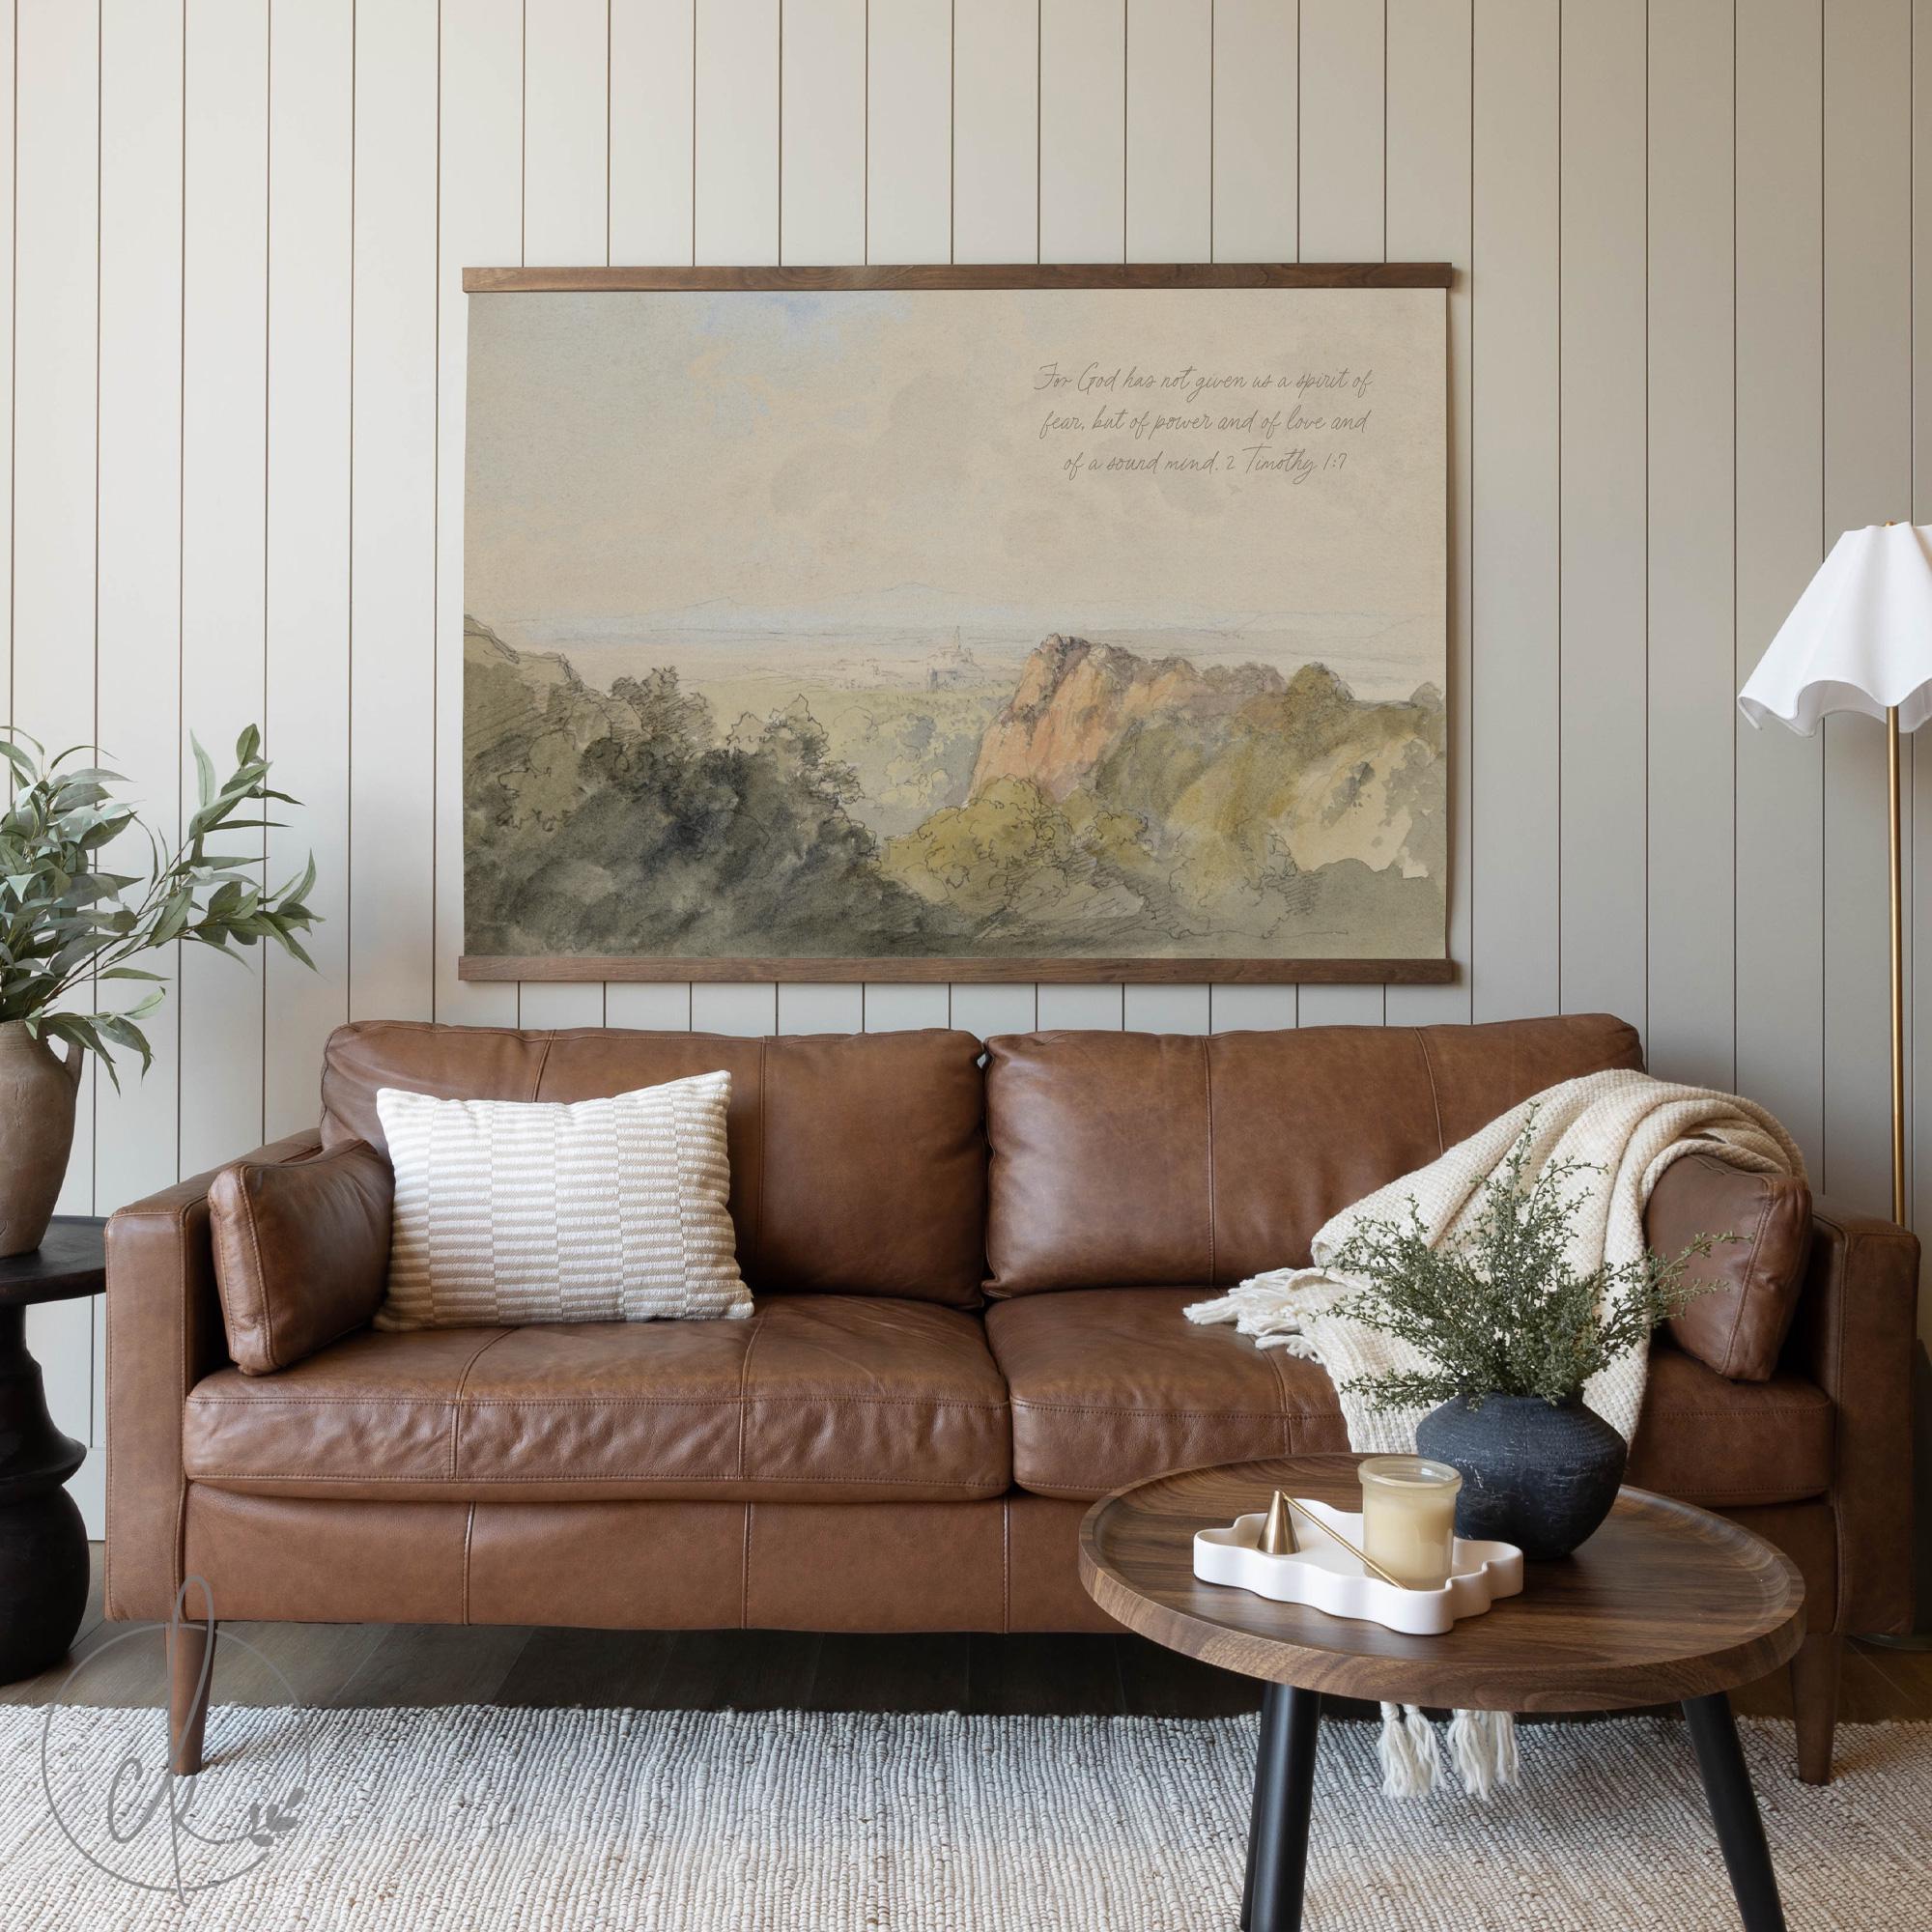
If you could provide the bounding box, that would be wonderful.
[462,276,1448,978]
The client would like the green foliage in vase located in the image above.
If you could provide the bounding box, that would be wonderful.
[0,725,319,1084]
[1327,1120,1733,1411]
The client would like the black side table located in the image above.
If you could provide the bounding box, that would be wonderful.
[0,1215,104,1681]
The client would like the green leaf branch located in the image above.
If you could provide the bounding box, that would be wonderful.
[1326,1118,1737,1411]
[0,724,320,1086]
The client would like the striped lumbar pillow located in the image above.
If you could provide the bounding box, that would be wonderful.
[372,1071,751,1330]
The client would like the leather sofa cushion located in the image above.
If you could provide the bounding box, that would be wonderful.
[1648,1152,1812,1381]
[319,1022,987,1306]
[985,1288,1834,1507]
[183,1294,1009,1503]
[981,1013,1644,1293]
[209,1139,392,1374]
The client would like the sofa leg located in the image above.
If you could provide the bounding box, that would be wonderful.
[1789,1631,1839,1785]
[167,1615,214,1776]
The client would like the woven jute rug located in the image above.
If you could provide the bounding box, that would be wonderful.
[3,1704,1927,1930]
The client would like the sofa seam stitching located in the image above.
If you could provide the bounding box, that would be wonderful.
[462,1502,475,1623]
[1201,1037,1217,1288]
[183,1470,1009,1488]
[448,1329,518,1478]
[1416,1028,1446,1156]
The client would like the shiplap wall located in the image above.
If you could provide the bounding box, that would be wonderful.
[14,0,1932,1543]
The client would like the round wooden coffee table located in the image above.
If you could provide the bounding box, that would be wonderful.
[1080,1454,1806,1932]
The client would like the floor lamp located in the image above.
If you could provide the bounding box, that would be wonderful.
[1738,520,1932,1231]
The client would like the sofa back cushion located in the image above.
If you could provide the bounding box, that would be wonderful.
[321,1023,987,1306]
[981,1013,1644,1293]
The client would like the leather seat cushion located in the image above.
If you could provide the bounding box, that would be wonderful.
[183,1295,1010,1503]
[985,1289,1835,1507]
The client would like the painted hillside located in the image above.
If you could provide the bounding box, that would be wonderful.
[463,617,1445,961]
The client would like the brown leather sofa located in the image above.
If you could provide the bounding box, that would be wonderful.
[105,1012,1917,1782]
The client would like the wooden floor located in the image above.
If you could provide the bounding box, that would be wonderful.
[8,1548,1929,1725]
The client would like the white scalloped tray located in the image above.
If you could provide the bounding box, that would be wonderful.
[1193,1499,1523,1636]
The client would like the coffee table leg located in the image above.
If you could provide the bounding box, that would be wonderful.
[1683,1692,1787,1932]
[1245,1685,1321,1932]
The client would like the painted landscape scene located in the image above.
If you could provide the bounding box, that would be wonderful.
[463,285,1448,968]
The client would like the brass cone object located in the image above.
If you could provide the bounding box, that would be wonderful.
[1259,1490,1299,1555]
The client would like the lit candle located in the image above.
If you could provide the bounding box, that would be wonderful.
[1358,1456,1463,1590]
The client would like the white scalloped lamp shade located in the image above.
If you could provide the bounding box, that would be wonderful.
[1739,522,1932,735]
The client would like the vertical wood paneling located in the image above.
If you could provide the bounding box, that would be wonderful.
[1125,0,1208,264]
[1914,0,1932,1265]
[1295,0,1381,264]
[952,0,1036,264]
[435,0,523,1033]
[96,0,183,1214]
[867,0,952,264]
[610,0,695,265]
[950,983,1036,1040]
[865,983,950,1031]
[1121,0,1209,1037]
[1211,0,1295,264]
[264,0,352,1139]
[14,0,98,1439]
[1555,0,1645,1034]
[1823,0,1912,1210]
[695,0,779,263]
[606,0,695,1033]
[1295,0,1384,1031]
[1736,0,1825,1168]
[524,0,611,266]
[1646,0,1736,1091]
[1468,0,1560,1022]
[179,0,269,1176]
[1036,0,1127,1030]
[1383,0,1471,1029]
[1039,0,1124,264]
[350,0,438,1027]
[31,0,1932,1529]
[781,0,865,265]
[95,0,182,1446]
[516,0,611,1032]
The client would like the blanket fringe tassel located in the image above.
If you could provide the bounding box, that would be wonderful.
[1378,1703,1517,1801]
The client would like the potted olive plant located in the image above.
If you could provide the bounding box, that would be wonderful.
[1327,1127,1729,1560]
[0,726,318,1254]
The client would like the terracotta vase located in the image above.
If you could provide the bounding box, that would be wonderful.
[0,1021,82,1257]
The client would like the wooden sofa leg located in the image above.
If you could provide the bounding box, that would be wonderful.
[167,1616,214,1776]
[1790,1631,1839,1785]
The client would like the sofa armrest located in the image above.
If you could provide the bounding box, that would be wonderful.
[105,1129,324,1620]
[1782,1196,1918,1634]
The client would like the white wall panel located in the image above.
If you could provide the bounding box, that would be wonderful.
[436,0,524,1033]
[1125,0,1208,264]
[516,0,611,1033]
[781,0,866,265]
[1468,0,1560,1022]
[611,0,696,265]
[1736,0,1825,1170]
[1556,0,1645,1035]
[264,0,353,1138]
[1382,0,1470,1029]
[350,0,439,1031]
[1039,0,1124,263]
[867,0,952,264]
[952,0,1037,263]
[1211,0,1295,265]
[179,0,269,1176]
[696,0,779,263]
[1646,0,1736,1092]
[14,0,98,1442]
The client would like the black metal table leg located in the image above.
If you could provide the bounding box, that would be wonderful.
[1245,1686,1321,1932]
[1684,1692,1787,1932]
[0,1302,89,1682]
[1239,1686,1277,1930]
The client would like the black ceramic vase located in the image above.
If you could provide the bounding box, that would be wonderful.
[1413,1391,1627,1560]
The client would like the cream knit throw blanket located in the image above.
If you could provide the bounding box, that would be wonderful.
[1185,1067,1806,1800]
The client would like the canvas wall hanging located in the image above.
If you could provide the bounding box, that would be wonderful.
[458,265,1451,984]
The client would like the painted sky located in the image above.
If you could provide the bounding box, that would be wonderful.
[464,284,1446,666]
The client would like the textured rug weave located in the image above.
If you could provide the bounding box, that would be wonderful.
[3,1705,1928,1931]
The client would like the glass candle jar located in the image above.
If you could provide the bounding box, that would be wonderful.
[1359,1456,1463,1589]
